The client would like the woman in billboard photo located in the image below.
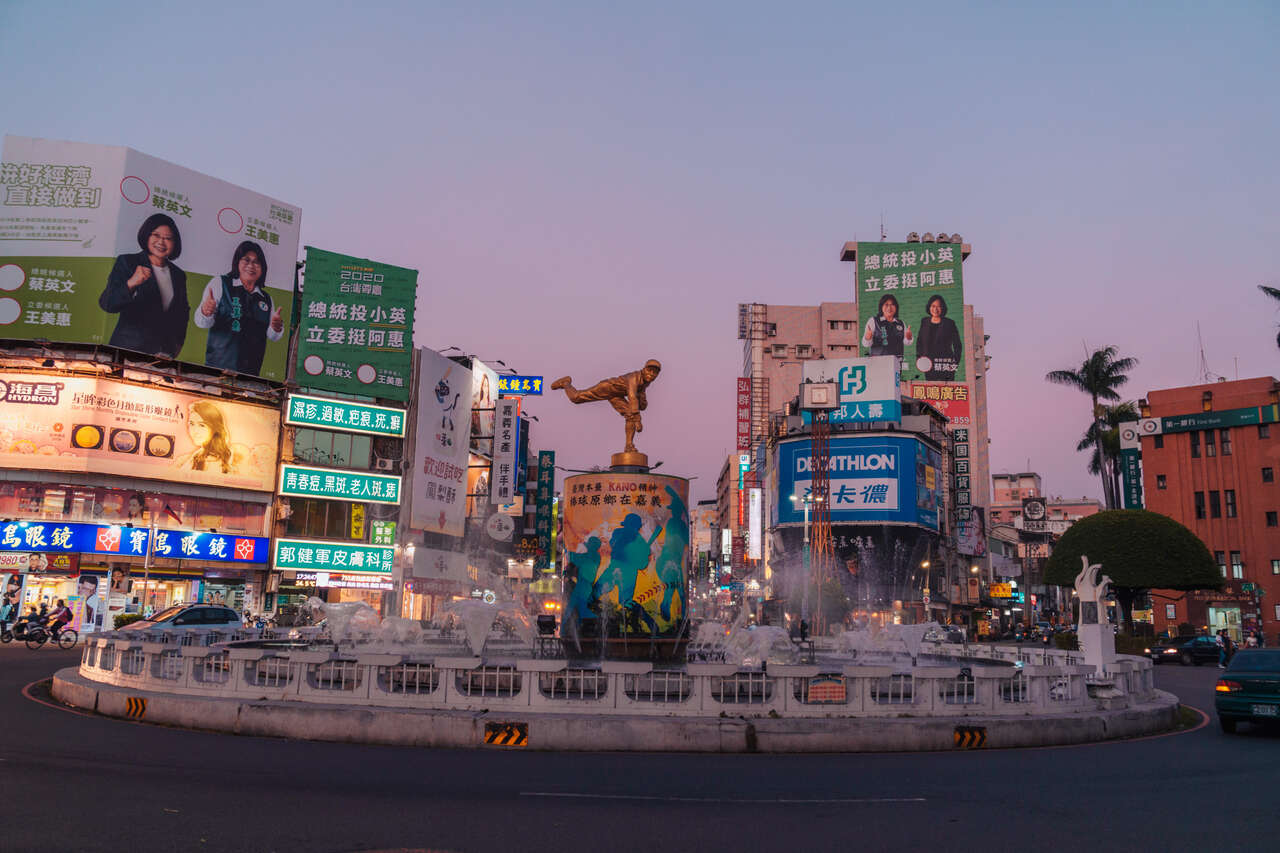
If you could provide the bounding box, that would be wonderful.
[914,294,962,381]
[98,213,190,359]
[177,400,235,473]
[194,240,284,375]
[862,293,912,358]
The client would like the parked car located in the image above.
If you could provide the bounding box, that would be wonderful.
[116,604,243,635]
[1145,635,1218,665]
[924,625,966,644]
[1215,649,1280,733]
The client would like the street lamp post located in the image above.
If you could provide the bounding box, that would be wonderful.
[790,493,820,626]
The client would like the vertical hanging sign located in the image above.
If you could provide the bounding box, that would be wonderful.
[736,377,752,451]
[491,399,519,504]
[534,450,555,571]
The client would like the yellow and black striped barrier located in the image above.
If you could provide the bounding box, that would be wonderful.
[953,725,986,748]
[125,697,147,719]
[484,721,528,747]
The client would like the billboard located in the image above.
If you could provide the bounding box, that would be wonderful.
[295,247,417,401]
[284,394,406,437]
[561,472,689,634]
[801,356,901,424]
[735,377,751,451]
[491,399,519,504]
[904,381,971,425]
[775,435,942,530]
[0,372,279,491]
[408,349,473,536]
[278,463,402,505]
[468,359,499,457]
[534,450,555,571]
[957,506,987,557]
[0,520,268,563]
[856,241,965,383]
[0,135,301,380]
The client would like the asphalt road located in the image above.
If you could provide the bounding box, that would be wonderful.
[1,645,1276,853]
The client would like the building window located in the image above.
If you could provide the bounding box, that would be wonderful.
[1194,491,1206,519]
[1226,490,1237,518]
[1261,424,1271,439]
[1156,474,1167,490]
[1205,430,1216,457]
[1221,428,1232,456]
[1215,551,1226,577]
[1272,559,1280,575]
[1275,603,1280,621]
[1154,435,1164,449]
[828,321,838,331]
[1266,468,1275,483]
[1209,491,1221,519]
[1231,551,1244,578]
[293,429,371,470]
[1191,432,1200,459]
[1269,511,1278,528]
[1165,604,1177,619]
[795,344,812,358]
[283,497,364,540]
[771,344,788,357]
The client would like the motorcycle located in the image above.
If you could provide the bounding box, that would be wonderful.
[1,615,42,644]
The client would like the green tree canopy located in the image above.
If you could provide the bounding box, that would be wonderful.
[1044,510,1221,630]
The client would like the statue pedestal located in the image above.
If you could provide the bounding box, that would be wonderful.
[1077,621,1116,674]
[611,451,649,470]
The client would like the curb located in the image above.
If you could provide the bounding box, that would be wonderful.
[51,667,1181,753]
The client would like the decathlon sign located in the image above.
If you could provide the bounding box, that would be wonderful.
[801,356,900,425]
[775,434,941,530]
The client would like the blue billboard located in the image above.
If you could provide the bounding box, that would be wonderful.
[775,435,942,530]
[0,520,269,563]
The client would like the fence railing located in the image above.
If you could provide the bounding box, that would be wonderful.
[76,638,1151,719]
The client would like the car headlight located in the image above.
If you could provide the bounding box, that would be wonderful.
[1144,648,1152,654]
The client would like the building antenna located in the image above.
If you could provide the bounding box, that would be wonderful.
[1197,323,1223,383]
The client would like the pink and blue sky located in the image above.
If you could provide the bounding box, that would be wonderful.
[3,1,1278,503]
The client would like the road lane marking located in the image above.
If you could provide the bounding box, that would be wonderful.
[520,793,925,804]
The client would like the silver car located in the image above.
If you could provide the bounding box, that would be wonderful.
[117,604,243,635]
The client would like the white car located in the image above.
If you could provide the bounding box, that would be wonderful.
[117,604,243,635]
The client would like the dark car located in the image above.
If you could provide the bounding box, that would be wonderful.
[1215,649,1280,733]
[1145,635,1218,665]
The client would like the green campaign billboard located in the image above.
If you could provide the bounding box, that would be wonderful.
[296,247,416,401]
[856,241,965,383]
[0,135,301,381]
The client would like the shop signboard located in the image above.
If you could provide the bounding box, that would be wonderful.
[534,450,555,570]
[1022,497,1047,533]
[561,472,690,633]
[496,375,544,396]
[411,546,471,584]
[0,135,302,381]
[370,519,396,546]
[800,356,901,424]
[349,504,366,539]
[775,435,942,530]
[1156,404,1280,434]
[856,240,966,383]
[272,537,394,574]
[904,381,972,425]
[284,394,406,437]
[990,582,1013,599]
[0,520,267,562]
[0,372,279,491]
[736,377,752,451]
[409,349,472,537]
[492,399,519,504]
[295,247,416,400]
[296,571,394,591]
[748,487,762,560]
[278,463,402,505]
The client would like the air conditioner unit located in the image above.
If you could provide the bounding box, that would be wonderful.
[375,457,396,472]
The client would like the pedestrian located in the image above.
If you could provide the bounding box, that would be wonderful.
[1245,631,1259,648]
[1216,630,1227,668]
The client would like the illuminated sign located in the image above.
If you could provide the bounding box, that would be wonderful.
[296,571,394,591]
[285,394,406,437]
[496,375,544,396]
[272,537,394,573]
[278,463,401,505]
[0,521,267,563]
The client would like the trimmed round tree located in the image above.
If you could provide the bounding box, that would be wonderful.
[1043,509,1221,632]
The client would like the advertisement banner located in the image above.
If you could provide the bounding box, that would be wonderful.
[736,377,752,451]
[285,394,406,437]
[468,359,499,457]
[492,399,519,504]
[748,487,762,560]
[904,381,971,425]
[278,463,402,505]
[534,450,555,570]
[561,473,689,634]
[411,546,471,584]
[0,520,267,562]
[801,356,901,424]
[0,135,301,380]
[1022,497,1047,532]
[273,537,394,574]
[409,349,472,536]
[775,435,941,530]
[957,506,987,557]
[496,375,544,396]
[1,572,25,623]
[857,241,965,383]
[0,372,279,491]
[295,247,417,400]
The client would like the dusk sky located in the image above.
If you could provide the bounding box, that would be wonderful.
[4,1,1278,504]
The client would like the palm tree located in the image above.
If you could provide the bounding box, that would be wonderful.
[1260,285,1280,349]
[1046,346,1139,509]
[1076,401,1139,508]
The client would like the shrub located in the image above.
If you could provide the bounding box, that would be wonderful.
[114,613,145,629]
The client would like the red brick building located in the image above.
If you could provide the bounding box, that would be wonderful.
[1140,377,1280,641]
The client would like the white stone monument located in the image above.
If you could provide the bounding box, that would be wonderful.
[1074,555,1116,673]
